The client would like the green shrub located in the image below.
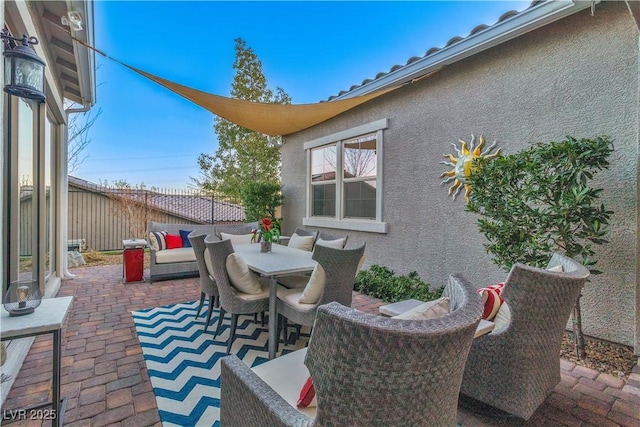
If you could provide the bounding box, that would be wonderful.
[354,265,444,303]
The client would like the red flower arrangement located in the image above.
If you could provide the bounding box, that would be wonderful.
[251,217,281,243]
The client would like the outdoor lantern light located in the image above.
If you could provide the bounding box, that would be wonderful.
[1,30,46,102]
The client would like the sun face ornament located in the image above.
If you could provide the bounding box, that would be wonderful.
[440,134,501,201]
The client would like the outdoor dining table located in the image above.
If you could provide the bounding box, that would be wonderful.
[233,243,317,359]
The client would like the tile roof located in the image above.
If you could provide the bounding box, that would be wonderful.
[68,175,245,223]
[327,1,540,100]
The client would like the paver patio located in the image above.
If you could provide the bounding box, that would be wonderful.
[2,263,639,426]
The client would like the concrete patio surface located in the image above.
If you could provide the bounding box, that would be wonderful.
[2,263,639,426]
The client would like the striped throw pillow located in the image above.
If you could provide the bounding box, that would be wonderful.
[148,231,168,251]
[478,283,504,320]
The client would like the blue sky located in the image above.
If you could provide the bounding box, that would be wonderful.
[74,1,529,189]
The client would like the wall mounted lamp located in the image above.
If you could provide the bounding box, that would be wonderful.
[1,30,46,102]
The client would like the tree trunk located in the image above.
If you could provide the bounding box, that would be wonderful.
[572,295,587,360]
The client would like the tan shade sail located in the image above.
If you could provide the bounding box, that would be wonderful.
[121,62,398,136]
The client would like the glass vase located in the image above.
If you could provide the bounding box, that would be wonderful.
[260,240,272,253]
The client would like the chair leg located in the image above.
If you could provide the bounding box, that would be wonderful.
[196,292,205,318]
[204,295,215,333]
[214,307,226,339]
[226,314,238,355]
[282,317,289,345]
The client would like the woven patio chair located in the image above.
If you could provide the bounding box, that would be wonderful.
[460,252,590,420]
[214,222,258,242]
[276,243,365,344]
[203,237,269,354]
[315,231,348,248]
[220,273,483,426]
[283,227,319,250]
[188,232,220,332]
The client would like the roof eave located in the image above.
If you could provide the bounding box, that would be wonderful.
[333,0,597,100]
[66,0,96,107]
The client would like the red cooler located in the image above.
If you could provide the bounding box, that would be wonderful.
[123,239,147,283]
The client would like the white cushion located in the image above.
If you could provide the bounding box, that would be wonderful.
[236,278,270,300]
[204,248,213,277]
[226,253,262,294]
[298,264,326,304]
[155,247,195,264]
[392,297,450,320]
[220,232,254,245]
[493,302,511,331]
[288,233,315,251]
[277,274,310,289]
[276,286,317,312]
[252,348,317,417]
[315,237,345,249]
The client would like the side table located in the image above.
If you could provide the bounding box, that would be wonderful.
[1,296,73,426]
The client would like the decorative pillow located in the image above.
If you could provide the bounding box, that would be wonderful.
[547,264,564,272]
[165,233,183,249]
[220,232,253,245]
[179,230,193,248]
[226,253,262,294]
[315,237,345,249]
[478,283,504,320]
[297,376,317,408]
[393,297,450,320]
[288,233,315,251]
[148,231,167,251]
[298,263,326,304]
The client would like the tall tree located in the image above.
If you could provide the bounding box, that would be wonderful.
[191,38,291,197]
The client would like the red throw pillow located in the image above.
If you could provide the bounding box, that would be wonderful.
[296,376,316,408]
[478,283,504,320]
[165,233,183,249]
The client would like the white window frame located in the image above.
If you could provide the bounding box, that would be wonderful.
[303,118,388,233]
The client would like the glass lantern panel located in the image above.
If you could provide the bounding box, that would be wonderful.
[14,56,45,92]
[4,56,12,86]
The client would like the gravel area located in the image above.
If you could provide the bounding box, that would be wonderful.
[72,250,639,378]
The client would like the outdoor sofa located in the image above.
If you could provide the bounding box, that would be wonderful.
[146,221,257,283]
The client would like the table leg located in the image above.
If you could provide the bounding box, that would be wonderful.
[268,275,277,359]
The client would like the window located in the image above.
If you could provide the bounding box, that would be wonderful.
[303,119,388,233]
[4,95,49,294]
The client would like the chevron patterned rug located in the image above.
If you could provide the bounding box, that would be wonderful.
[132,300,309,426]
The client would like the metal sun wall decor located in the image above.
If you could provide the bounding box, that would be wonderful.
[440,134,501,202]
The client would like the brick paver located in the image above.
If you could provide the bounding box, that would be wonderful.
[2,263,639,426]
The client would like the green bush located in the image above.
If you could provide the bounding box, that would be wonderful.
[354,265,444,303]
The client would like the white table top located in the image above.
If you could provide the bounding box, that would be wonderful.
[1,296,73,339]
[233,243,316,276]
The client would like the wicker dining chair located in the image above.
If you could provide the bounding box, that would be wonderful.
[276,243,365,344]
[460,252,590,420]
[315,231,348,249]
[220,273,483,426]
[187,232,219,332]
[203,237,269,354]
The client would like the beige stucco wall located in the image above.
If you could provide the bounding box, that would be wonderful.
[281,2,639,349]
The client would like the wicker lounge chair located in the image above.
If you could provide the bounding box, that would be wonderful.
[460,253,590,420]
[220,273,483,426]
